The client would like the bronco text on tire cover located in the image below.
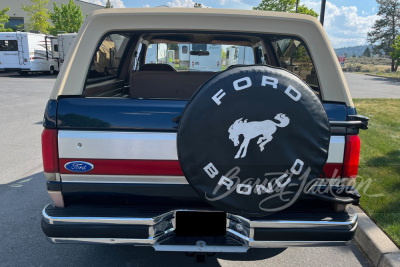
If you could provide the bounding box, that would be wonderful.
[177,65,331,217]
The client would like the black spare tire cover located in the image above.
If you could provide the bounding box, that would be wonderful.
[177,65,330,217]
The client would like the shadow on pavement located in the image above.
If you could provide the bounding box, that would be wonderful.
[368,76,400,85]
[0,172,286,266]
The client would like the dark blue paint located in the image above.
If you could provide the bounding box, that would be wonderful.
[57,98,185,131]
[56,98,352,132]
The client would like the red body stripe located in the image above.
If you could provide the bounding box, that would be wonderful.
[60,159,345,178]
[59,159,184,176]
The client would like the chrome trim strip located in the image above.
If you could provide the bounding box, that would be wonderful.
[42,205,154,226]
[153,244,248,252]
[58,131,344,163]
[58,131,178,160]
[229,208,357,230]
[47,237,154,245]
[326,136,345,163]
[60,174,188,184]
[47,237,347,248]
[249,241,348,248]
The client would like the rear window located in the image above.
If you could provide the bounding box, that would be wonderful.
[143,42,254,72]
[0,40,18,51]
[83,32,319,99]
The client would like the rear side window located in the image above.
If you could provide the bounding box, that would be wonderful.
[87,33,129,79]
[272,38,320,91]
[0,40,18,51]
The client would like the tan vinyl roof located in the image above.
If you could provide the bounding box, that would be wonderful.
[51,8,353,106]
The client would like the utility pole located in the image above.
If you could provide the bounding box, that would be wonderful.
[320,0,327,25]
[296,0,299,13]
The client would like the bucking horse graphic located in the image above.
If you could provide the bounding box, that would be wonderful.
[228,113,290,159]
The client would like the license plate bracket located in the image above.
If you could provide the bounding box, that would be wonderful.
[175,211,226,236]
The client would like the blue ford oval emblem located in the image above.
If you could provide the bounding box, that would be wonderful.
[64,161,94,172]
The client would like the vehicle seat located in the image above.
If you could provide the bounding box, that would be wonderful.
[130,71,216,99]
[139,63,177,72]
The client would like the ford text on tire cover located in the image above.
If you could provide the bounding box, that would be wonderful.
[40,8,369,252]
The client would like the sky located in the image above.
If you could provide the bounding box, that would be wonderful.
[83,0,380,48]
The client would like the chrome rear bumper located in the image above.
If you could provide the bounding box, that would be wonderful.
[42,204,357,252]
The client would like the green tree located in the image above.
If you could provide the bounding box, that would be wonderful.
[362,47,372,57]
[390,35,400,71]
[0,7,13,32]
[105,0,113,8]
[254,0,296,12]
[296,4,319,18]
[167,43,179,50]
[253,0,318,18]
[21,0,51,33]
[49,0,83,35]
[367,0,400,72]
[194,3,202,8]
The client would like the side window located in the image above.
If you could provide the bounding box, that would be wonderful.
[88,33,128,79]
[273,38,319,90]
[182,46,188,54]
[0,40,18,51]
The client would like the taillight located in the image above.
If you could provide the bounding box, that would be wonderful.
[41,129,59,173]
[342,135,361,178]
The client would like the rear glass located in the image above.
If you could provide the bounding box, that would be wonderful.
[0,40,18,51]
[84,32,320,99]
[143,43,254,72]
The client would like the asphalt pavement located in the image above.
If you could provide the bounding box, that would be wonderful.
[0,71,392,266]
[344,73,400,98]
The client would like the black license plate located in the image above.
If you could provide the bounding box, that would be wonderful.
[175,211,227,236]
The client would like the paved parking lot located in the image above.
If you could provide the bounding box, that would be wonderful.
[0,72,389,266]
[344,73,400,98]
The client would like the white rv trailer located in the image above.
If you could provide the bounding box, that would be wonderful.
[144,43,168,64]
[0,32,59,74]
[51,33,77,68]
[225,45,254,67]
[179,44,222,71]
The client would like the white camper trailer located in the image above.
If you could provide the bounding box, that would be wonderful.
[0,32,59,74]
[179,44,222,71]
[145,43,168,64]
[50,33,77,68]
[225,46,254,67]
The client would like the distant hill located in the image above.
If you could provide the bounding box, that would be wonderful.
[334,45,373,57]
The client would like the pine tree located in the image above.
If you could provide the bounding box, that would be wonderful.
[362,47,372,57]
[106,0,113,8]
[368,0,400,72]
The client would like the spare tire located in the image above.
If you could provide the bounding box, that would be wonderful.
[177,65,330,217]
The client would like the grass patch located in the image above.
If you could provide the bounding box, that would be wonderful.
[354,99,400,247]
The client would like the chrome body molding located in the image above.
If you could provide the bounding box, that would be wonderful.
[60,174,188,184]
[248,241,348,248]
[43,205,358,251]
[48,237,154,245]
[58,131,344,163]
